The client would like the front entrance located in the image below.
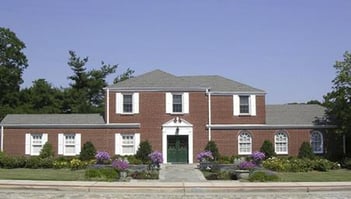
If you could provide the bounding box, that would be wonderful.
[167,135,188,163]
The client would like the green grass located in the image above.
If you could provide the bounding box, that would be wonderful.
[0,168,86,181]
[277,169,351,182]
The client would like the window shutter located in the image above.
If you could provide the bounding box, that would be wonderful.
[183,93,189,114]
[165,92,172,113]
[42,133,48,145]
[233,95,240,116]
[115,133,122,155]
[25,133,31,155]
[116,93,123,114]
[133,93,139,114]
[134,133,141,154]
[58,133,63,155]
[75,133,81,155]
[250,95,256,116]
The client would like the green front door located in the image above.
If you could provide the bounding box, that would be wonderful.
[167,135,188,163]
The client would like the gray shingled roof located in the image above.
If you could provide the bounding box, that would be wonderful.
[1,114,105,125]
[108,69,265,93]
[266,104,326,125]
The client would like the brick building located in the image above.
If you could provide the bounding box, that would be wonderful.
[0,70,333,163]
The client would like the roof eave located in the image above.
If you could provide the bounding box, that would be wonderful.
[1,123,141,129]
[208,124,336,130]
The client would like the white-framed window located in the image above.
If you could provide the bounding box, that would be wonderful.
[238,131,252,155]
[25,133,48,156]
[275,131,288,154]
[116,92,139,114]
[233,95,256,116]
[58,133,81,156]
[115,133,140,155]
[165,92,189,114]
[310,131,323,154]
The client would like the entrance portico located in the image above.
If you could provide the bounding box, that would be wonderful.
[162,117,193,164]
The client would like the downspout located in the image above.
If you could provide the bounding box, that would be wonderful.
[106,88,110,124]
[1,125,3,152]
[206,88,212,141]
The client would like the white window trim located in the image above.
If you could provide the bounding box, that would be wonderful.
[58,133,81,156]
[116,92,139,114]
[233,95,256,116]
[238,131,252,155]
[166,92,189,114]
[311,131,323,154]
[275,131,288,155]
[25,133,48,156]
[115,133,140,155]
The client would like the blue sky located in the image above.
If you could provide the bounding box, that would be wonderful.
[1,0,350,104]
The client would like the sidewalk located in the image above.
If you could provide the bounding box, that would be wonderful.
[0,180,350,193]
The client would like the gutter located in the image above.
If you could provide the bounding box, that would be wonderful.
[207,124,336,130]
[0,125,3,152]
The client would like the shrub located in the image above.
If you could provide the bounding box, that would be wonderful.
[298,142,315,159]
[135,140,152,164]
[126,155,143,165]
[130,170,159,179]
[39,142,54,158]
[205,141,220,160]
[249,170,279,182]
[53,160,69,169]
[80,141,96,161]
[312,158,336,171]
[95,151,111,164]
[70,158,89,170]
[25,156,41,169]
[263,157,337,172]
[343,157,351,169]
[260,140,275,159]
[112,158,129,171]
[149,151,163,168]
[0,155,26,169]
[196,151,214,162]
[239,161,256,170]
[85,168,118,181]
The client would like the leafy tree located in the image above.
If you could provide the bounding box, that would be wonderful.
[135,140,152,164]
[18,79,63,113]
[205,140,220,160]
[324,51,351,155]
[260,140,275,159]
[80,141,97,161]
[0,27,28,119]
[298,141,314,159]
[306,100,321,105]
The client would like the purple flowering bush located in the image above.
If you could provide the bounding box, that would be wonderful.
[196,151,214,162]
[149,151,163,168]
[95,151,110,164]
[112,158,129,171]
[251,151,265,163]
[239,161,256,170]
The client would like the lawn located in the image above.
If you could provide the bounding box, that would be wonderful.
[277,169,351,182]
[0,168,86,181]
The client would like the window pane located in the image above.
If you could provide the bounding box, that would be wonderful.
[239,96,249,114]
[311,131,323,153]
[65,146,75,154]
[123,94,133,113]
[238,131,252,154]
[122,146,134,154]
[173,94,182,112]
[275,132,288,153]
[122,135,135,154]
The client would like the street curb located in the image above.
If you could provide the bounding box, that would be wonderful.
[0,181,350,193]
